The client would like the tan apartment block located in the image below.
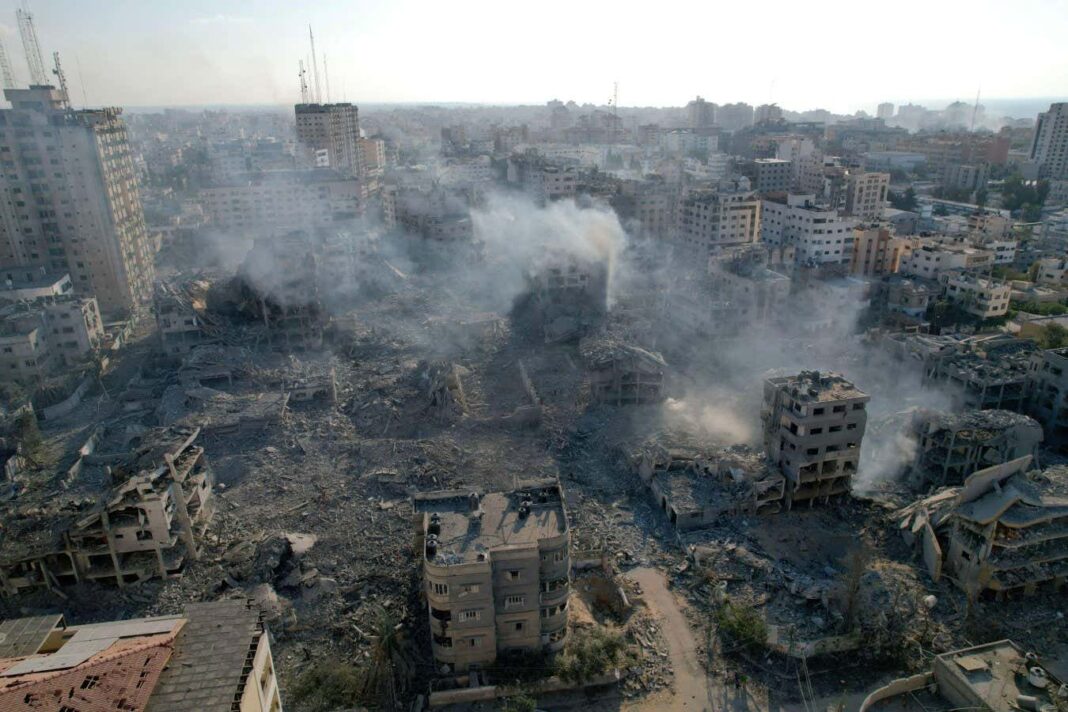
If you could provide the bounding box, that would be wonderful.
[762,371,869,508]
[413,481,570,672]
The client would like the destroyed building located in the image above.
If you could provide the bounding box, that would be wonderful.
[0,599,281,712]
[909,409,1043,489]
[897,457,1068,598]
[626,437,786,529]
[0,425,214,596]
[580,335,666,406]
[153,280,222,355]
[762,371,869,508]
[1027,346,1068,447]
[413,480,570,672]
[860,640,1067,712]
[521,253,608,343]
[232,233,329,351]
[924,336,1035,412]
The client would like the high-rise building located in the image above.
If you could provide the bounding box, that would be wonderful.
[0,86,155,317]
[686,96,716,129]
[876,102,895,120]
[295,101,364,178]
[675,185,762,257]
[842,170,890,220]
[760,194,857,267]
[755,103,783,124]
[717,102,754,132]
[1029,102,1068,180]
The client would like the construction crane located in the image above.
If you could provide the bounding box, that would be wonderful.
[308,26,321,104]
[298,60,310,104]
[0,37,17,89]
[323,55,331,104]
[16,8,48,86]
[51,52,69,109]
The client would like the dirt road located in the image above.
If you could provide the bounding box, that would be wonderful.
[625,567,712,711]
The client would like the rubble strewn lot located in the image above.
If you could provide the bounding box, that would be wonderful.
[3,247,1068,711]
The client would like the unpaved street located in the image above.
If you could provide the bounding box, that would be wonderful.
[626,567,712,711]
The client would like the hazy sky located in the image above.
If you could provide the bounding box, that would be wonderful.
[1,0,1066,113]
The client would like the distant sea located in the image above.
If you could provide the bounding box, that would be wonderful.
[886,97,1066,119]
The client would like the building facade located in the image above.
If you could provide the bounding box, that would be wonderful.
[294,102,363,178]
[0,86,155,317]
[1029,102,1068,180]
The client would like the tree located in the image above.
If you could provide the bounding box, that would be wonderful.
[975,188,988,209]
[1040,323,1068,349]
[888,187,918,212]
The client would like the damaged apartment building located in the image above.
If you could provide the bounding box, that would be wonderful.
[580,335,666,406]
[0,425,213,595]
[898,456,1068,598]
[763,371,869,509]
[908,409,1043,489]
[626,436,786,530]
[520,252,608,343]
[413,480,571,672]
[233,233,329,351]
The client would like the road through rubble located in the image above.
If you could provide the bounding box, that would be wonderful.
[626,567,711,712]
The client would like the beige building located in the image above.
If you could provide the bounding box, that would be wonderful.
[941,273,1011,319]
[898,241,995,279]
[414,481,570,672]
[849,226,907,276]
[842,171,890,221]
[0,86,155,317]
[1035,257,1067,287]
[762,371,869,508]
[675,187,761,257]
[294,101,363,178]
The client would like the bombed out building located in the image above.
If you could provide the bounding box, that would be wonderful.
[519,252,608,343]
[762,371,869,509]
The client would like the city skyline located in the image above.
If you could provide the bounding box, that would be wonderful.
[0,0,1064,114]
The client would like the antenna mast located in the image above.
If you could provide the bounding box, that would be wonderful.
[308,26,321,104]
[51,52,69,108]
[16,8,48,86]
[0,37,16,89]
[323,55,331,103]
[298,60,309,104]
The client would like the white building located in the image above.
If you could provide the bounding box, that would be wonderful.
[760,194,857,267]
[898,241,995,279]
[1030,102,1068,180]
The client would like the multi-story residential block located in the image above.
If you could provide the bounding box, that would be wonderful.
[359,136,387,175]
[1035,257,1068,287]
[897,241,995,279]
[675,185,761,257]
[876,102,895,120]
[940,274,1011,319]
[841,171,890,220]
[0,86,155,317]
[0,267,72,302]
[1029,102,1068,180]
[942,162,989,193]
[762,371,869,509]
[612,178,678,239]
[414,481,570,672]
[506,154,579,204]
[753,158,792,193]
[755,103,783,124]
[0,308,56,383]
[760,194,857,267]
[393,187,473,242]
[716,103,754,131]
[1027,347,1068,446]
[294,101,363,178]
[849,226,908,276]
[686,96,716,129]
[198,169,361,235]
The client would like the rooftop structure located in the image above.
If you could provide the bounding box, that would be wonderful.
[413,481,570,672]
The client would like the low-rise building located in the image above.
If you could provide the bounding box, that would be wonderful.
[898,241,995,279]
[413,481,571,672]
[762,371,869,509]
[0,599,282,712]
[0,268,73,302]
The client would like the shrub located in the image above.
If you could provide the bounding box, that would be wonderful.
[715,602,767,651]
[554,627,627,683]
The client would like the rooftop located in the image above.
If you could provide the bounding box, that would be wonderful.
[414,481,568,566]
[767,370,867,403]
[935,640,1066,712]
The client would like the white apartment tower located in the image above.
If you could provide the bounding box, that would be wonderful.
[294,102,364,178]
[1030,102,1068,180]
[0,86,155,317]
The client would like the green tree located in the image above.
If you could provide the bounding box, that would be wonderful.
[1040,323,1068,349]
